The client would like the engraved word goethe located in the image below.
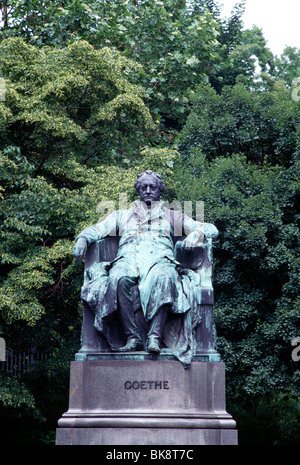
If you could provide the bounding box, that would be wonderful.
[124,380,170,390]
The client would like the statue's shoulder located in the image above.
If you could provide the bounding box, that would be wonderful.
[161,205,184,220]
[118,204,136,215]
[115,205,136,222]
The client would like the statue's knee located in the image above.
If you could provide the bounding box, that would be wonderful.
[157,267,176,283]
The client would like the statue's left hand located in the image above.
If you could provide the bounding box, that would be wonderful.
[73,238,88,262]
[182,230,204,250]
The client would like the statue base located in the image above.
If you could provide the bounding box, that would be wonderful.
[56,357,238,445]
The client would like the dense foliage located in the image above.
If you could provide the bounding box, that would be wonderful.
[175,78,300,444]
[0,0,299,445]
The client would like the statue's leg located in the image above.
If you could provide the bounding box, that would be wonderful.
[146,305,169,354]
[117,276,143,352]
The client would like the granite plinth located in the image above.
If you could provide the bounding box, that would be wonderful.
[74,349,221,363]
[56,427,237,446]
[56,358,237,445]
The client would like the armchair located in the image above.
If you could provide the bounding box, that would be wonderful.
[75,235,220,363]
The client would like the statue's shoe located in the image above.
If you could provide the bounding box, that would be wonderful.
[117,338,143,352]
[147,337,161,354]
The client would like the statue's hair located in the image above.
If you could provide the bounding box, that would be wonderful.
[134,170,165,193]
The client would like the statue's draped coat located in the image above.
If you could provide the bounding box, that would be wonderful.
[76,200,218,366]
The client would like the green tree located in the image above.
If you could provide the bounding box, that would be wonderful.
[208,2,276,93]
[0,37,180,333]
[94,0,220,126]
[173,151,299,441]
[1,0,221,130]
[0,37,154,168]
[273,46,300,85]
[1,1,299,446]
[178,80,300,166]
[241,26,274,73]
[174,80,300,443]
[0,38,179,443]
[0,0,94,44]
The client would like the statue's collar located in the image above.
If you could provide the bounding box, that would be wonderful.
[133,199,165,218]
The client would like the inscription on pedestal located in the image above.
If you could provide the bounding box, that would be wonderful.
[124,380,169,390]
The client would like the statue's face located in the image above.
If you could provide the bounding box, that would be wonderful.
[138,175,161,205]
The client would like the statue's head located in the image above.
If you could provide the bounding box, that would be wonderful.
[134,170,165,205]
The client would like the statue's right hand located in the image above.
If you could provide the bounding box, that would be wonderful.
[73,238,88,262]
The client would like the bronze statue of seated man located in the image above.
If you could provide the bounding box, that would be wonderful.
[73,170,218,363]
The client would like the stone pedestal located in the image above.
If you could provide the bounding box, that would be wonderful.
[56,357,237,445]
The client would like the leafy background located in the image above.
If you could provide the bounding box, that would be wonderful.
[0,0,299,445]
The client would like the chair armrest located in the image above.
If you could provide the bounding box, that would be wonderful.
[84,237,120,271]
[175,241,206,270]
